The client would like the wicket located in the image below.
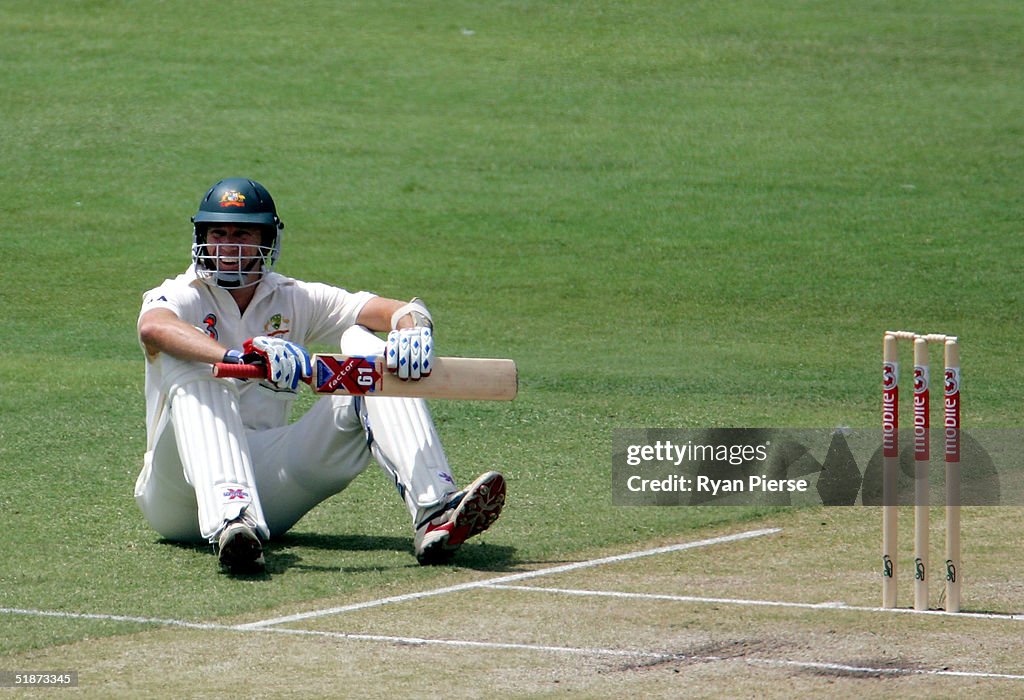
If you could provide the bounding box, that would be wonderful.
[881,331,961,612]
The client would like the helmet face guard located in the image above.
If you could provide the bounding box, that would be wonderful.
[191,237,278,289]
[191,178,283,289]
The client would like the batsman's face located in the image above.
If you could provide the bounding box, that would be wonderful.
[205,225,263,274]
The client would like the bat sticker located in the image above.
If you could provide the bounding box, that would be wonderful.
[315,355,382,395]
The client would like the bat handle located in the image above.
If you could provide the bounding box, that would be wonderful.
[212,363,266,379]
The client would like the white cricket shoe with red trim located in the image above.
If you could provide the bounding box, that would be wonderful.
[414,471,506,565]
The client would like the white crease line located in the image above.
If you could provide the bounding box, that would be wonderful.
[748,657,1024,681]
[259,626,662,658]
[485,585,1024,621]
[5,608,1023,681]
[5,603,1024,680]
[238,527,782,629]
[0,607,223,630]
[0,607,649,659]
[237,628,1024,679]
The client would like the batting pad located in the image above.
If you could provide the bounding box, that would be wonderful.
[342,326,458,515]
[168,376,270,542]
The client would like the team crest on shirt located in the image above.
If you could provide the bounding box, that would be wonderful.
[264,313,291,337]
[219,190,246,207]
[203,313,218,340]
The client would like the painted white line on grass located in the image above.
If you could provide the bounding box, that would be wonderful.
[485,585,1024,622]
[260,625,661,658]
[0,607,224,630]
[1,528,780,634]
[247,627,1024,680]
[5,604,1024,681]
[238,527,782,629]
[748,657,1024,682]
[0,606,648,658]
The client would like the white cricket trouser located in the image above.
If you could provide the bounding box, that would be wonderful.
[134,326,457,543]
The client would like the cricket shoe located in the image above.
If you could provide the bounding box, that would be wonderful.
[414,471,506,565]
[217,509,265,574]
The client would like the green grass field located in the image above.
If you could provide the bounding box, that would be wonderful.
[1,1,1022,696]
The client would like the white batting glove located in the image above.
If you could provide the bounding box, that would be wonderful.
[243,336,312,391]
[386,327,433,379]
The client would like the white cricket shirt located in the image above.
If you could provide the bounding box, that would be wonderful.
[140,265,376,437]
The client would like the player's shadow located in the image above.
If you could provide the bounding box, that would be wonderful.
[156,539,277,580]
[266,532,519,574]
[158,533,518,577]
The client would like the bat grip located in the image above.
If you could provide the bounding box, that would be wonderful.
[212,363,267,379]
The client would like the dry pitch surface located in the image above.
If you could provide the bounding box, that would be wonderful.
[4,507,1024,698]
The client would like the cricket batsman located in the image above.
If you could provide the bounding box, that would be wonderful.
[135,177,505,573]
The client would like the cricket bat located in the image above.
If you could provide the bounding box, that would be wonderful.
[213,355,518,401]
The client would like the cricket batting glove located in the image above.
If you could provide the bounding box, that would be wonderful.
[387,298,434,380]
[243,336,312,391]
[386,327,434,379]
